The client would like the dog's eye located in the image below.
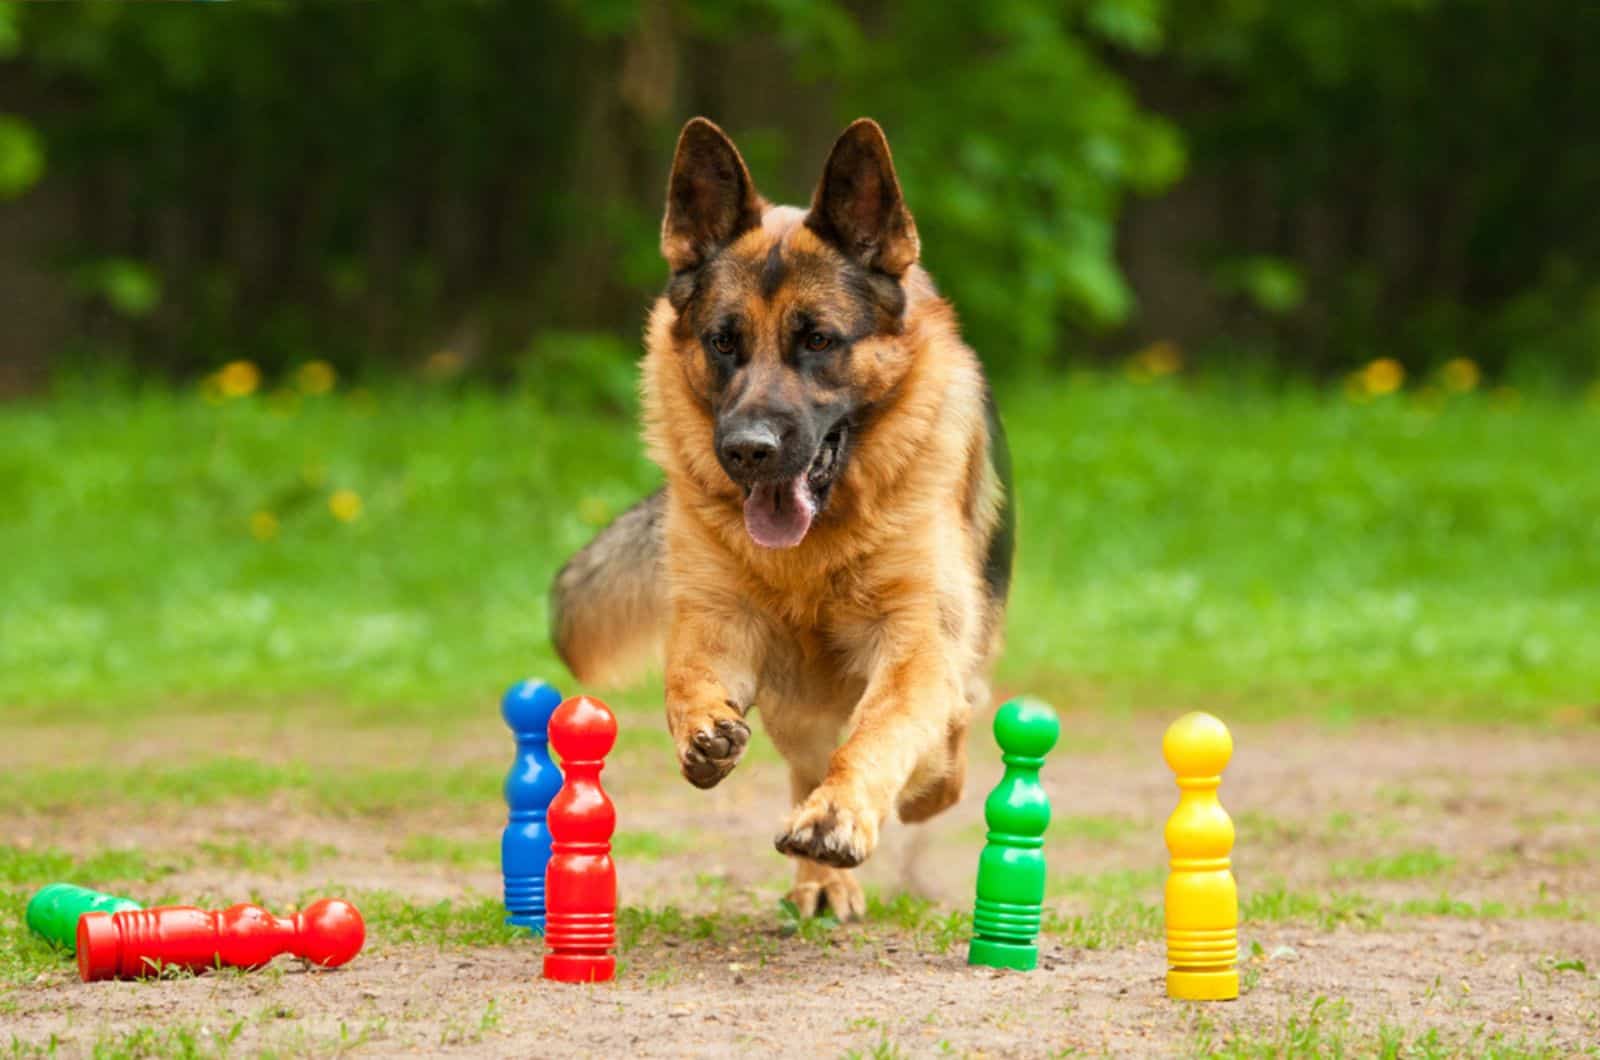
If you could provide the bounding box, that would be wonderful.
[709,333,735,357]
[804,331,832,353]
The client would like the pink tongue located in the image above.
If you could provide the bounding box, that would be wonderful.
[743,476,815,549]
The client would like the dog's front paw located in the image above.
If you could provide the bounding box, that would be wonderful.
[674,705,750,789]
[787,859,866,921]
[774,786,879,868]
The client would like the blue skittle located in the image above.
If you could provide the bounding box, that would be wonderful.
[501,679,564,931]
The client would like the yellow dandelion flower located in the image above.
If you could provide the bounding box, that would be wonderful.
[1440,358,1480,393]
[1124,340,1184,385]
[249,511,280,541]
[217,360,261,398]
[329,489,363,523]
[1361,357,1405,396]
[1139,340,1184,376]
[296,360,338,396]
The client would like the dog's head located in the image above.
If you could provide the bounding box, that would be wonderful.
[657,117,921,550]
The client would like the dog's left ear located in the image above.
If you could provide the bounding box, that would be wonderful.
[806,118,920,276]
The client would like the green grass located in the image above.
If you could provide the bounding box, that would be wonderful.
[1187,996,1578,1059]
[0,759,501,815]
[394,829,690,868]
[1,374,1597,721]
[1332,847,1456,881]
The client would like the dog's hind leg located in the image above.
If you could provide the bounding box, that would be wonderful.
[783,764,866,921]
[895,714,969,822]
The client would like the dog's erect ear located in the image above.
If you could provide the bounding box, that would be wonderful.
[806,118,920,276]
[661,118,763,273]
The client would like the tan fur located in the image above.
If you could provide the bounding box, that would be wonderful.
[554,119,1010,920]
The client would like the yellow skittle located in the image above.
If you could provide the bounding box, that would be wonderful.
[1162,712,1239,1001]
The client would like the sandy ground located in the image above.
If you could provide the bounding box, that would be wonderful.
[4,710,1599,1057]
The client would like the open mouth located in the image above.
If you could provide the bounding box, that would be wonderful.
[741,425,846,550]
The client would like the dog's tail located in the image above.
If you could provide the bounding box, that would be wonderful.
[550,488,668,687]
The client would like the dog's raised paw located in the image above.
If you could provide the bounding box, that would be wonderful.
[774,789,878,868]
[678,713,750,789]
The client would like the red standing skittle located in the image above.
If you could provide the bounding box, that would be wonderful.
[543,694,619,983]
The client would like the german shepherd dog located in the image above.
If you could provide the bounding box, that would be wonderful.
[551,117,1013,920]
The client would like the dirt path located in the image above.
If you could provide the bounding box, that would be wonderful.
[4,714,1598,1057]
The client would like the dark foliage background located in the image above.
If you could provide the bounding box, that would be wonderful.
[1,0,1597,393]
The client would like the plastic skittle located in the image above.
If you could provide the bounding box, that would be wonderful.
[501,678,564,930]
[77,898,365,981]
[1163,711,1239,1001]
[968,697,1060,971]
[26,884,141,953]
[543,694,618,983]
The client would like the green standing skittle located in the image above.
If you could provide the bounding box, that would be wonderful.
[968,697,1060,971]
[26,884,142,954]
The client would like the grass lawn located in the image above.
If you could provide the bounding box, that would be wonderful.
[1,373,1596,721]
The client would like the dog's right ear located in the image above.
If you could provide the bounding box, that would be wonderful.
[661,118,763,273]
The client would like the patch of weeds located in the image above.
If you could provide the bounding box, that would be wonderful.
[1242,885,1383,929]
[1395,894,1508,919]
[8,1035,62,1059]
[437,1016,483,1049]
[617,904,735,951]
[841,1037,906,1060]
[0,761,501,817]
[358,892,520,948]
[0,890,77,984]
[777,898,839,944]
[1546,846,1595,867]
[1048,867,1163,901]
[693,872,731,901]
[644,965,680,987]
[864,892,969,953]
[196,838,337,874]
[1233,810,1309,846]
[1333,847,1455,881]
[1051,815,1139,842]
[1043,903,1161,949]
[612,830,693,861]
[87,1020,243,1060]
[392,829,688,869]
[0,844,174,887]
[392,834,495,867]
[1376,784,1422,809]
[1519,883,1590,920]
[331,1018,389,1052]
[1192,995,1354,1057]
[1374,1024,1574,1060]
[612,726,674,756]
[619,904,685,951]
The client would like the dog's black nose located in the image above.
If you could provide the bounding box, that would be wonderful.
[719,423,781,474]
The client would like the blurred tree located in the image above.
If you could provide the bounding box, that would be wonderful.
[1161,0,1600,380]
[0,0,1597,389]
[0,0,1184,386]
